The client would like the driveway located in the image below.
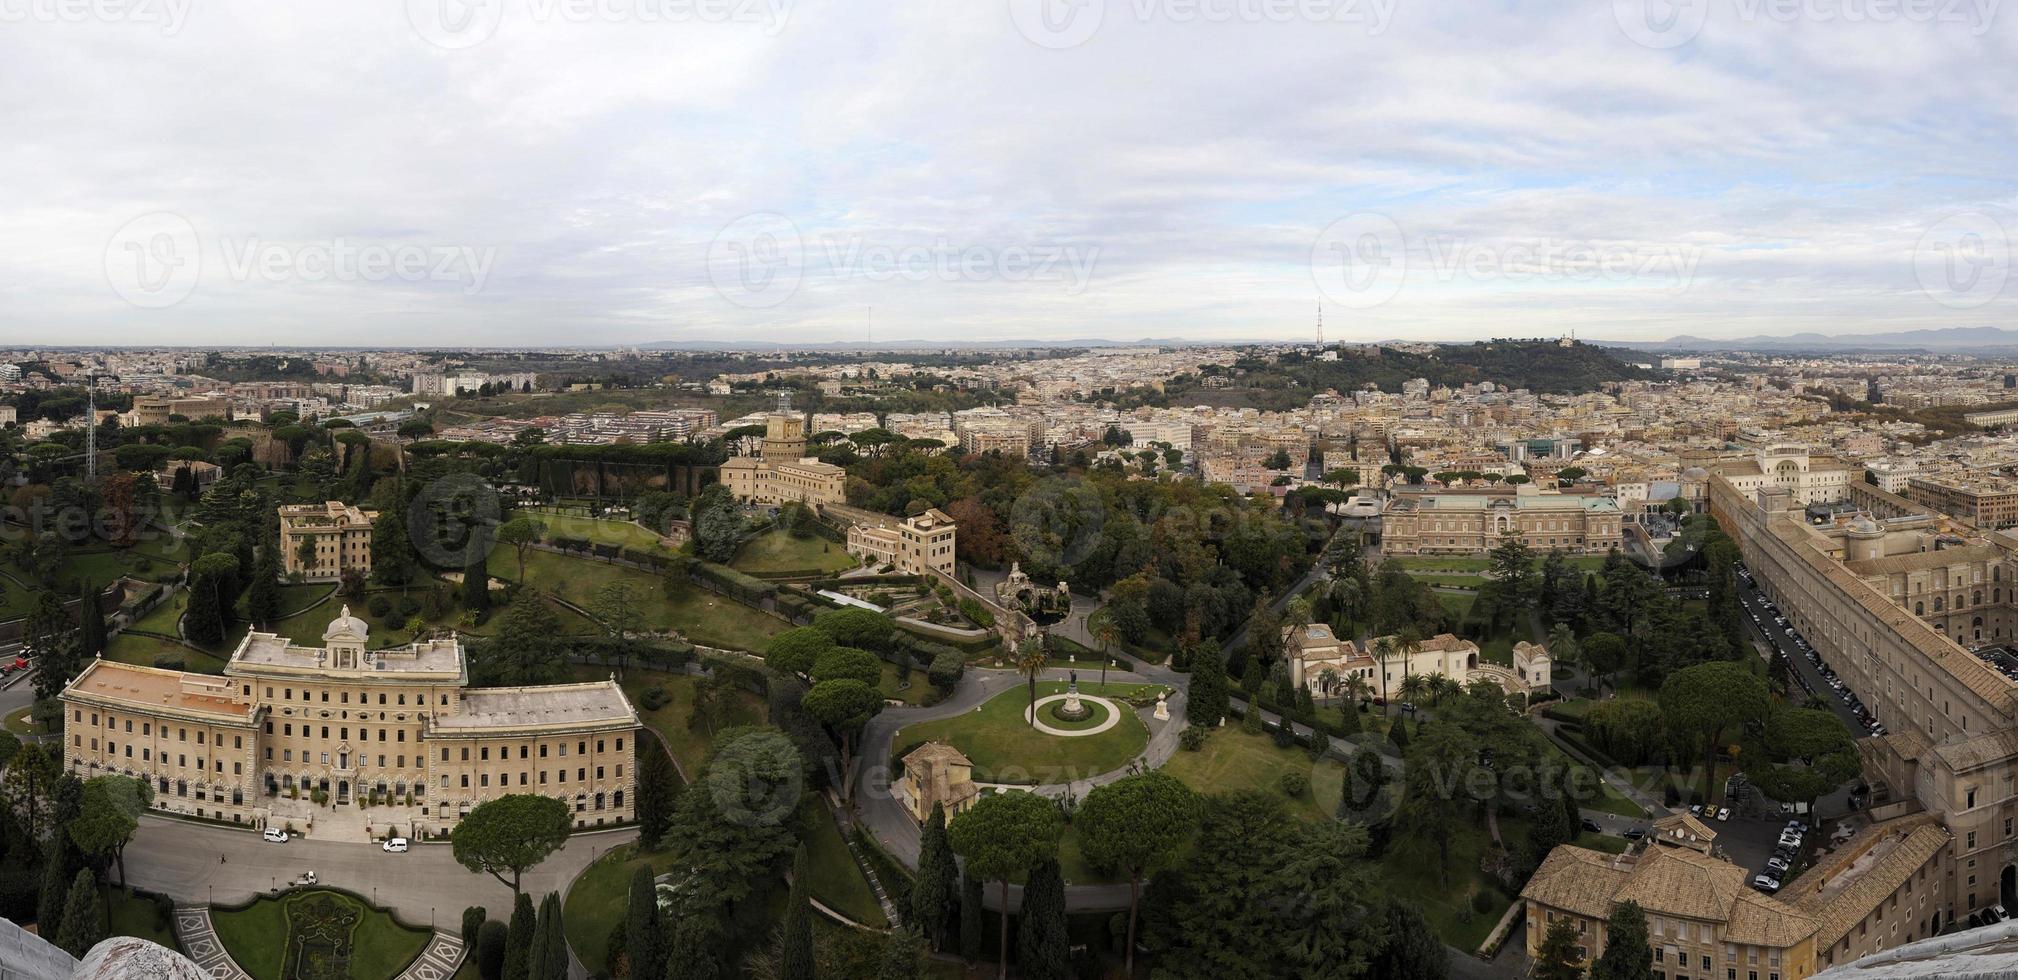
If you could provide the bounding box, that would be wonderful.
[122,814,634,924]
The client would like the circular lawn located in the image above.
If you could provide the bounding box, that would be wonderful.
[892,681,1158,785]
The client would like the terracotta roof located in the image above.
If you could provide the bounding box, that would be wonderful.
[1519,845,1629,921]
[1934,731,2018,774]
[1727,889,1820,947]
[1650,812,1719,845]
[1844,544,2002,576]
[903,741,973,769]
[1784,815,1950,949]
[62,659,251,722]
[1613,846,1750,922]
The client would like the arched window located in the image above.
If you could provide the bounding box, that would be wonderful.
[1916,602,1925,616]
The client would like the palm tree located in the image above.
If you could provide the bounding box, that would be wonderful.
[1330,577,1364,635]
[1342,673,1373,708]
[1427,675,1462,705]
[1397,672,1429,710]
[1015,638,1049,730]
[1370,635,1397,714]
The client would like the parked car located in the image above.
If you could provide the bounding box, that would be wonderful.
[1690,804,1705,817]
[1752,874,1781,893]
[381,837,409,853]
[1580,818,1602,833]
[1622,827,1647,840]
[1767,856,1791,873]
[1715,807,1731,821]
[262,828,289,844]
[292,871,317,886]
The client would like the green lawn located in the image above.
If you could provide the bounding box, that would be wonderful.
[1537,739,1645,818]
[4,706,36,735]
[893,681,1157,785]
[791,798,888,927]
[236,583,335,621]
[878,661,933,706]
[573,665,765,780]
[212,888,431,980]
[105,886,179,951]
[1160,727,1346,824]
[492,549,787,651]
[1380,811,1524,953]
[1394,555,1608,575]
[524,509,684,556]
[731,529,856,575]
[561,842,685,978]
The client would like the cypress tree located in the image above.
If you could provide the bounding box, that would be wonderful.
[781,846,816,980]
[476,919,508,980]
[911,803,956,951]
[1591,899,1655,980]
[55,869,103,958]
[625,866,665,980]
[1388,717,1410,753]
[1185,638,1228,726]
[461,906,487,943]
[502,890,535,980]
[538,893,567,980]
[958,872,985,964]
[36,841,74,931]
[1014,858,1069,980]
[246,544,282,628]
[77,583,106,659]
[372,486,418,586]
[464,559,491,617]
[525,893,549,980]
[635,743,676,848]
[184,559,227,648]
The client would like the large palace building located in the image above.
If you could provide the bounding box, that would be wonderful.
[59,608,640,836]
[720,394,846,507]
[1379,484,1624,555]
[279,501,377,582]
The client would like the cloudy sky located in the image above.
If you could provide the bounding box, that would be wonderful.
[3,0,2014,346]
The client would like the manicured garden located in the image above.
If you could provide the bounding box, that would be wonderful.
[892,681,1161,785]
[489,548,787,651]
[211,887,431,980]
[730,529,856,575]
[561,842,681,978]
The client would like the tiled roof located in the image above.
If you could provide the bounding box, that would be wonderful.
[1613,846,1748,922]
[1785,816,1951,949]
[1519,846,1630,920]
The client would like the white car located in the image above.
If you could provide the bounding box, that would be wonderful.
[262,828,289,843]
[1715,807,1731,821]
[382,837,409,853]
[293,871,317,886]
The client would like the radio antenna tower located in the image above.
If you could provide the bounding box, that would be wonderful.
[1316,303,1324,346]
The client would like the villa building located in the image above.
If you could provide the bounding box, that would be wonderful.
[895,741,979,824]
[846,508,957,576]
[279,501,376,582]
[1283,626,1550,699]
[58,607,639,836]
[719,395,846,507]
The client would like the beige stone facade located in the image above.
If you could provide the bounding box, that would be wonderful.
[719,400,845,507]
[279,501,376,582]
[1380,486,1623,555]
[895,741,978,824]
[1284,627,1549,699]
[59,608,639,835]
[1712,474,2018,929]
[846,508,956,576]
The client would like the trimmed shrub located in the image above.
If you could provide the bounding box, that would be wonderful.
[637,686,670,711]
[367,595,392,618]
[1180,726,1209,751]
[1280,771,1309,797]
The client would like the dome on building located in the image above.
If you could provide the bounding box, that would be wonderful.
[74,937,210,980]
[1849,516,1882,535]
[323,605,369,641]
[1680,466,1710,481]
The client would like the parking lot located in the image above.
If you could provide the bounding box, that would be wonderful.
[1735,569,1874,736]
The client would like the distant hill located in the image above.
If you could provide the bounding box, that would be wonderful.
[1107,340,1651,410]
[1604,326,2018,353]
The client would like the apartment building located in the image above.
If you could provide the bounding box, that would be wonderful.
[58,608,639,834]
[1905,476,2018,529]
[718,397,845,507]
[279,501,377,582]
